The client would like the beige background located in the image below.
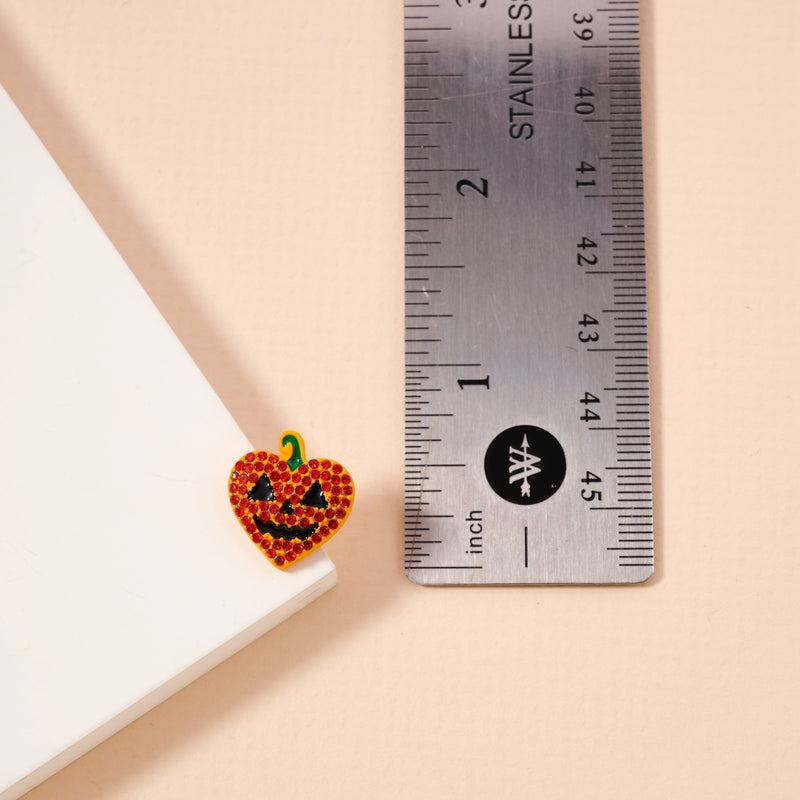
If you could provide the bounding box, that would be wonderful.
[1,1,797,798]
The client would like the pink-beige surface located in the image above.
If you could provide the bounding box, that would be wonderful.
[1,1,797,797]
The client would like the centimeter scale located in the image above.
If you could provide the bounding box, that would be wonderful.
[404,0,653,584]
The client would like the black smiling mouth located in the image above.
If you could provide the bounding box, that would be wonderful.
[252,515,318,542]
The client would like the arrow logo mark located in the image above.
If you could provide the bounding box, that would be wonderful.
[508,434,541,497]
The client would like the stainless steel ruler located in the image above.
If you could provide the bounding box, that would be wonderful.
[404,0,653,584]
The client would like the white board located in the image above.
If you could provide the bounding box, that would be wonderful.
[0,85,337,800]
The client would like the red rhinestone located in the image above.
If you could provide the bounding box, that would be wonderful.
[309,459,319,468]
[299,517,310,527]
[293,543,304,555]
[341,474,351,485]
[318,525,329,537]
[330,497,341,507]
[228,483,237,494]
[269,503,279,515]
[285,551,297,562]
[292,472,302,483]
[333,464,343,475]
[336,509,345,519]
[322,460,331,469]
[254,461,264,471]
[303,540,314,550]
[325,508,335,519]
[276,513,285,524]
[266,548,276,558]
[312,532,322,543]
[331,475,341,485]
[302,476,312,486]
[342,486,353,496]
[321,481,332,492]
[235,460,245,471]
[287,514,297,526]
[274,555,285,566]
[269,470,280,482]
[252,532,263,544]
[268,454,279,464]
[235,507,246,518]
[280,472,290,483]
[329,520,339,530]
[256,451,267,460]
[245,453,255,463]
[272,539,284,550]
[245,522,256,534]
[314,511,324,522]
[341,498,351,509]
[310,469,320,479]
[297,464,309,475]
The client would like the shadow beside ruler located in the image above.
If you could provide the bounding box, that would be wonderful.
[404,0,653,584]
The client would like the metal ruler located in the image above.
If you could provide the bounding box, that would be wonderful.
[404,0,653,584]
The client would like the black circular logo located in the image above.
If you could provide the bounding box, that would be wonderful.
[484,425,566,505]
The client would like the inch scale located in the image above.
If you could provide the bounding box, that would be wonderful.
[404,0,653,584]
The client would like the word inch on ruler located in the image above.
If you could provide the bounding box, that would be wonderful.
[404,0,653,585]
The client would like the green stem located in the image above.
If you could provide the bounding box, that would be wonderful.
[280,433,305,471]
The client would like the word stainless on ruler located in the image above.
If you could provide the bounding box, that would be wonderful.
[404,0,653,584]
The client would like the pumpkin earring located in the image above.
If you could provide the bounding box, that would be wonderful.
[228,431,354,569]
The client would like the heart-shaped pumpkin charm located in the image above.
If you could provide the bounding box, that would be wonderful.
[228,431,354,569]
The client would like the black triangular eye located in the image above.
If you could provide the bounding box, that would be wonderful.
[300,480,328,509]
[248,474,275,502]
